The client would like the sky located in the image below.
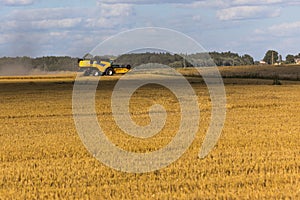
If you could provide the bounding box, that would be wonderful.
[0,0,300,60]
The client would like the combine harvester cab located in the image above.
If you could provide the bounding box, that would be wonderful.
[78,57,131,76]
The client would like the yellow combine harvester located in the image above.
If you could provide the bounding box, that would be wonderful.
[78,56,131,76]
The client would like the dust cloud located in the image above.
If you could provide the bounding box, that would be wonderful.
[0,65,72,76]
[0,65,32,76]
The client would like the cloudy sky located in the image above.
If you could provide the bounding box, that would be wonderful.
[0,0,300,60]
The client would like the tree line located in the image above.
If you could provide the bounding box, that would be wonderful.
[0,50,299,73]
[116,51,255,67]
[262,50,300,65]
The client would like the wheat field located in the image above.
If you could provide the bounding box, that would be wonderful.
[0,73,299,199]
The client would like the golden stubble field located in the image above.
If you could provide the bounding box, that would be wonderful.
[0,73,299,199]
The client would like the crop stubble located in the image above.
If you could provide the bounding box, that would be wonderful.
[0,76,299,199]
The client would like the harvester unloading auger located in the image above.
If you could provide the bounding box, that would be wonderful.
[78,54,131,76]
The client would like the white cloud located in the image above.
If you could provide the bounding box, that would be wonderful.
[1,0,299,58]
[99,0,200,4]
[98,0,299,23]
[97,3,133,17]
[217,0,300,7]
[85,18,118,28]
[96,0,300,9]
[184,0,229,8]
[48,32,68,38]
[269,21,300,32]
[230,0,283,5]
[192,15,202,21]
[3,5,134,31]
[0,34,12,45]
[8,7,85,21]
[1,9,84,31]
[184,0,300,8]
[255,21,300,37]
[0,5,135,57]
[31,18,82,29]
[0,0,35,6]
[217,6,280,20]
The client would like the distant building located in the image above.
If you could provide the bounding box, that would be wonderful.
[259,60,267,65]
[295,58,300,64]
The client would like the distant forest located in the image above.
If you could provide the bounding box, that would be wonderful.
[0,51,298,74]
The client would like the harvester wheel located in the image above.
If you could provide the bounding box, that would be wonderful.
[83,69,91,76]
[106,68,114,76]
[92,70,101,76]
[91,69,102,76]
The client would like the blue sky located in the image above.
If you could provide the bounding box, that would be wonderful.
[0,0,300,60]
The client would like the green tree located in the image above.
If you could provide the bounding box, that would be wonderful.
[242,54,254,65]
[263,50,279,65]
[285,54,295,64]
